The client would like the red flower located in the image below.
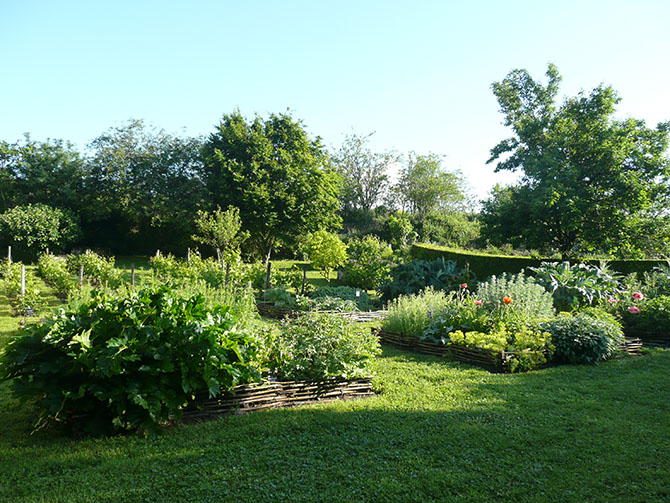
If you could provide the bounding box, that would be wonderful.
[627,306,641,314]
[460,283,468,289]
[474,300,483,306]
[607,297,619,304]
[503,296,513,305]
[632,292,644,301]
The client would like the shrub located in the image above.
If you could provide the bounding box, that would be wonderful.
[342,235,394,290]
[378,258,474,302]
[310,285,372,311]
[0,204,81,260]
[619,295,670,333]
[382,287,449,337]
[1,261,46,316]
[541,310,624,364]
[530,261,623,311]
[265,312,380,380]
[475,273,554,328]
[301,230,348,282]
[37,253,76,296]
[66,251,121,288]
[0,286,262,434]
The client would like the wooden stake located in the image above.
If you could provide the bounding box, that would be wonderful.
[79,264,84,287]
[265,261,272,290]
[20,265,25,296]
[187,247,191,263]
[7,246,11,264]
[225,262,231,286]
[301,266,307,295]
[131,263,135,287]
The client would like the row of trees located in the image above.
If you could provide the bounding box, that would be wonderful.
[1,64,669,260]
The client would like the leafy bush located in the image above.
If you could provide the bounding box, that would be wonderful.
[541,310,624,364]
[66,251,121,288]
[0,204,81,260]
[310,285,372,311]
[265,312,380,380]
[421,294,492,344]
[530,261,623,311]
[301,230,348,282]
[1,261,46,316]
[0,286,262,434]
[618,294,670,333]
[37,253,76,296]
[475,273,554,328]
[382,287,449,337]
[378,258,474,302]
[640,261,670,298]
[263,286,296,309]
[262,286,361,312]
[342,235,394,290]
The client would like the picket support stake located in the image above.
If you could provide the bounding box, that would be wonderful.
[131,263,135,287]
[20,265,26,296]
[7,246,11,264]
[79,264,84,287]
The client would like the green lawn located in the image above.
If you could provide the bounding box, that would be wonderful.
[0,260,669,502]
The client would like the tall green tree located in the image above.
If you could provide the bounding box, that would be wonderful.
[483,64,670,257]
[203,111,341,263]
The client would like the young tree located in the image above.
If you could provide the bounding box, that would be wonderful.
[300,230,348,282]
[192,206,249,259]
[483,64,670,256]
[332,132,398,216]
[203,111,341,263]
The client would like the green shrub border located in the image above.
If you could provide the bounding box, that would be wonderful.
[411,243,666,279]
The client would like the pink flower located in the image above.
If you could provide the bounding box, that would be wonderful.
[632,292,644,301]
[627,306,641,314]
[474,300,483,306]
[607,298,619,304]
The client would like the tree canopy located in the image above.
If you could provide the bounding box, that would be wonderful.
[482,64,670,257]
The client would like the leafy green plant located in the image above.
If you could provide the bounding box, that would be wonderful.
[1,261,46,316]
[37,253,76,297]
[618,294,670,333]
[265,312,380,380]
[0,286,262,434]
[530,261,623,311]
[382,287,449,337]
[66,251,121,288]
[342,235,395,290]
[309,285,372,311]
[301,230,348,282]
[378,258,474,302]
[541,310,624,364]
[263,286,296,309]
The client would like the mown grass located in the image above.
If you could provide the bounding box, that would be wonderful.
[0,258,668,502]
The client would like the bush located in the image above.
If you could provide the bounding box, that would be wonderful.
[37,253,76,297]
[541,310,624,364]
[0,204,81,260]
[342,235,395,290]
[618,294,670,333]
[382,287,449,337]
[378,258,474,302]
[66,251,121,288]
[1,261,46,316]
[265,312,380,380]
[310,285,372,311]
[0,286,262,434]
[530,261,623,311]
[301,230,348,282]
[475,273,555,328]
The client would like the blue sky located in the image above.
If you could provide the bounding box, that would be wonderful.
[2,0,669,201]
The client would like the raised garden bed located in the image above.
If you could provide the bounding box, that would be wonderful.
[182,377,374,421]
[376,329,643,372]
[255,301,387,322]
[623,329,670,347]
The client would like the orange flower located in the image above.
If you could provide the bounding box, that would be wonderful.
[503,296,513,305]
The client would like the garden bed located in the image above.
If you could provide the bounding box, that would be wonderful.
[182,377,374,421]
[255,301,386,322]
[376,329,643,372]
[623,329,670,347]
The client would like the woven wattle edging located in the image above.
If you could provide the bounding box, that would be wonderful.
[623,330,670,347]
[182,377,374,421]
[376,329,644,372]
[255,301,387,322]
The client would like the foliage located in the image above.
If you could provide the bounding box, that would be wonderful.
[474,273,555,327]
[618,294,670,333]
[301,230,348,282]
[310,285,372,311]
[382,287,449,337]
[0,286,261,434]
[419,210,480,248]
[203,110,341,262]
[332,132,398,216]
[262,286,296,309]
[541,310,624,364]
[37,253,76,297]
[262,286,361,313]
[421,294,492,344]
[1,261,46,316]
[378,258,475,302]
[265,312,380,380]
[386,212,415,249]
[191,205,249,259]
[342,235,394,290]
[483,64,670,256]
[640,261,670,298]
[0,204,81,260]
[66,251,121,288]
[530,261,623,311]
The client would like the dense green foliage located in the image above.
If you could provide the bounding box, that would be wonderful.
[382,287,450,337]
[309,285,372,311]
[378,258,474,302]
[36,253,76,297]
[301,230,348,282]
[0,204,81,260]
[618,294,670,333]
[483,64,670,257]
[191,206,249,259]
[342,235,394,290]
[0,261,46,315]
[0,286,261,433]
[266,312,380,380]
[541,310,624,364]
[66,251,122,288]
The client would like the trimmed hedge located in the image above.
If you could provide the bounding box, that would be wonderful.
[411,243,666,280]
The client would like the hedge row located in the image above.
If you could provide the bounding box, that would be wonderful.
[411,243,666,280]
